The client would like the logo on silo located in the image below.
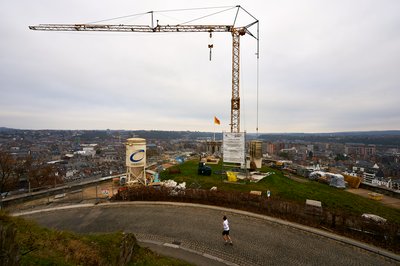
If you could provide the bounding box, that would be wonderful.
[129,149,145,163]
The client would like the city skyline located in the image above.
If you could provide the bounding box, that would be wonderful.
[1,0,399,133]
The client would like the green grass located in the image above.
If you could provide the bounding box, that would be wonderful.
[160,160,400,224]
[0,211,192,265]
[130,248,192,266]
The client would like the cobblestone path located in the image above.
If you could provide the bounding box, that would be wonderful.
[22,203,398,265]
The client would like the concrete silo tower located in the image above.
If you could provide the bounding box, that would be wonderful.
[126,138,147,185]
[249,140,263,169]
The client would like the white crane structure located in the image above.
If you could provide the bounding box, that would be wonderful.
[29,5,259,133]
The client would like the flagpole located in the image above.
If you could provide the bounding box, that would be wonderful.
[213,116,220,141]
[213,122,216,141]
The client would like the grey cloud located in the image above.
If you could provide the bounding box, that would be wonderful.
[1,0,399,132]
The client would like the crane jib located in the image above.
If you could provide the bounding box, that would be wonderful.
[29,24,235,33]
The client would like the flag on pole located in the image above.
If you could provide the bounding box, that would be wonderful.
[214,116,220,125]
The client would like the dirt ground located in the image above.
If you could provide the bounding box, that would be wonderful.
[81,181,119,199]
[347,188,400,209]
[8,181,120,212]
[285,174,400,210]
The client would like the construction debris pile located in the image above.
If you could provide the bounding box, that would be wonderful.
[309,171,346,189]
[232,171,272,183]
[161,180,186,196]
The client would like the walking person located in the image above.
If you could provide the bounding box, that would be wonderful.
[222,215,233,245]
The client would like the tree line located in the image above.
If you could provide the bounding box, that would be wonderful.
[0,151,62,194]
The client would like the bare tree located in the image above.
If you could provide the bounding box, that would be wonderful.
[13,156,32,187]
[28,164,62,189]
[13,155,64,190]
[0,151,17,193]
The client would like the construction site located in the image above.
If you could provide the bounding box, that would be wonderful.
[28,5,265,189]
[1,5,399,265]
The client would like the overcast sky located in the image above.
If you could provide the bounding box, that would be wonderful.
[1,0,399,133]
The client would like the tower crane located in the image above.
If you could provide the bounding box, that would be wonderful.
[29,6,259,133]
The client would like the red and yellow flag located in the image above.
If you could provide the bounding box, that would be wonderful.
[214,116,220,125]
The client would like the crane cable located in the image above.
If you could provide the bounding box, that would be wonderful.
[86,5,260,134]
[178,6,237,25]
[89,6,236,25]
[152,6,235,13]
[89,12,148,24]
[256,22,260,138]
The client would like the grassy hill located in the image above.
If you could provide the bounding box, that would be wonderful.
[0,211,191,266]
[160,160,400,224]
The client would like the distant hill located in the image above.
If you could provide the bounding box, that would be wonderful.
[132,130,217,140]
[0,127,15,132]
[2,127,400,145]
[258,131,400,146]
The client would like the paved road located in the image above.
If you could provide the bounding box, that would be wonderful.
[20,202,398,266]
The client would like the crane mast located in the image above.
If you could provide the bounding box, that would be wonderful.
[29,9,258,133]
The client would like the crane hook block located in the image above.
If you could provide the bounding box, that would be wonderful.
[208,44,214,61]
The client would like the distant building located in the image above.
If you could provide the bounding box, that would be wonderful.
[265,142,275,155]
[103,151,119,162]
[265,142,286,155]
[205,140,222,155]
[352,161,383,184]
[74,144,97,157]
[345,143,376,159]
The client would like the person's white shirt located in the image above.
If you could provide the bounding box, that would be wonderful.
[223,219,229,231]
